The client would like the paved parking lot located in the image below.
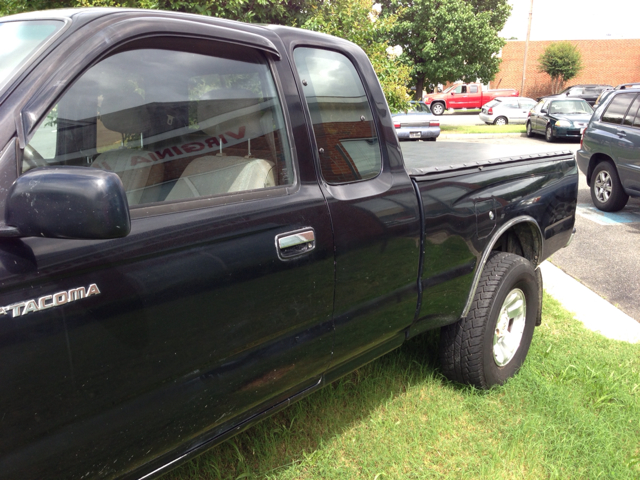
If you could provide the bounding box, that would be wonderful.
[408,130,640,322]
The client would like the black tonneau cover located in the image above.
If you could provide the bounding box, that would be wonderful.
[401,141,573,177]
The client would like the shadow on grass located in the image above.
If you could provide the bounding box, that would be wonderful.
[164,329,459,479]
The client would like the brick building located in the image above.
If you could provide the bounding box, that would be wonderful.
[490,39,640,99]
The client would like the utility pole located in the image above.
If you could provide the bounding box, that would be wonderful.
[520,0,534,96]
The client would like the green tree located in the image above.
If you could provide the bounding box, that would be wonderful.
[381,0,511,99]
[1,0,314,25]
[301,0,411,111]
[538,41,584,94]
[1,0,410,111]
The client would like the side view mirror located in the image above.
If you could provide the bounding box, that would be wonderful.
[2,167,131,239]
[541,109,548,114]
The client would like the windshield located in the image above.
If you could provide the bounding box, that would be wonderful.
[0,20,63,92]
[410,102,431,113]
[548,100,593,115]
[441,85,456,94]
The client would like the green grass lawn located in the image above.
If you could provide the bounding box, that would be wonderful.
[165,294,640,479]
[440,124,526,134]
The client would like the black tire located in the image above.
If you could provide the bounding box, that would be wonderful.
[525,121,534,137]
[431,102,445,116]
[590,161,629,212]
[545,124,554,142]
[427,137,437,142]
[438,252,539,389]
[493,116,508,126]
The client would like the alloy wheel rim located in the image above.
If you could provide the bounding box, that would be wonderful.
[496,118,506,126]
[594,171,612,202]
[493,288,526,366]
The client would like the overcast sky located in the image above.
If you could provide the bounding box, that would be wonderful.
[500,0,640,41]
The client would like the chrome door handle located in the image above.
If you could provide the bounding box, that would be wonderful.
[275,228,315,260]
[616,130,627,137]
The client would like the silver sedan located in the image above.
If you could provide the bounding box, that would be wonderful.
[392,101,440,141]
[479,97,538,125]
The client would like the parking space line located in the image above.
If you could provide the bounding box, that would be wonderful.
[576,204,640,225]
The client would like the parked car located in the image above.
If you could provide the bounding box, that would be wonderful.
[0,8,578,479]
[423,83,519,115]
[576,88,640,211]
[594,82,640,107]
[392,101,440,140]
[526,97,593,142]
[539,84,612,106]
[479,96,538,125]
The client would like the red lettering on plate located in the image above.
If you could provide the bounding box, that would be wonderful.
[182,142,205,154]
[205,137,220,148]
[172,146,183,155]
[155,148,174,160]
[226,126,246,140]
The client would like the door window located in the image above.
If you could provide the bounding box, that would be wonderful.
[454,85,467,94]
[24,40,293,206]
[602,93,635,125]
[469,85,478,93]
[293,48,381,184]
[622,94,640,127]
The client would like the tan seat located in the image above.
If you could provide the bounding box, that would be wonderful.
[165,88,276,201]
[92,93,165,205]
[165,156,274,201]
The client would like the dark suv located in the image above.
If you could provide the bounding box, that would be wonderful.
[542,84,612,106]
[576,88,640,211]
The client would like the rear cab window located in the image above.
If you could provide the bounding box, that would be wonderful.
[293,47,381,184]
[24,38,293,207]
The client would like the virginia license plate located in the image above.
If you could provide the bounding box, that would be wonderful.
[410,131,421,138]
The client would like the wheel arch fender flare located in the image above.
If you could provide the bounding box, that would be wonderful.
[461,216,544,318]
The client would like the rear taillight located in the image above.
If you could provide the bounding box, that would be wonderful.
[488,107,493,115]
[527,111,531,117]
[580,127,586,149]
[430,121,440,127]
[394,122,401,128]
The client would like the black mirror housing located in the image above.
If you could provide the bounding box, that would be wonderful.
[5,167,131,239]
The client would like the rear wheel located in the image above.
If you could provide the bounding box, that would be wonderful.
[590,161,629,212]
[431,102,445,116]
[438,252,539,389]
[494,116,508,126]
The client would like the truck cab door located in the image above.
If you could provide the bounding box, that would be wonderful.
[292,46,421,373]
[0,27,334,478]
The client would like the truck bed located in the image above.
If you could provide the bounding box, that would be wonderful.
[401,141,574,177]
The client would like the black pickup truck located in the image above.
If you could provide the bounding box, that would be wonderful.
[0,8,577,479]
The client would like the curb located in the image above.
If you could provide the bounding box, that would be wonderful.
[438,133,527,139]
[540,261,640,343]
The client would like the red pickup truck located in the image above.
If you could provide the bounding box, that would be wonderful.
[424,83,519,115]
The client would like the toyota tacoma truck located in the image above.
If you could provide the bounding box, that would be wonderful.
[0,9,577,479]
[424,82,520,115]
